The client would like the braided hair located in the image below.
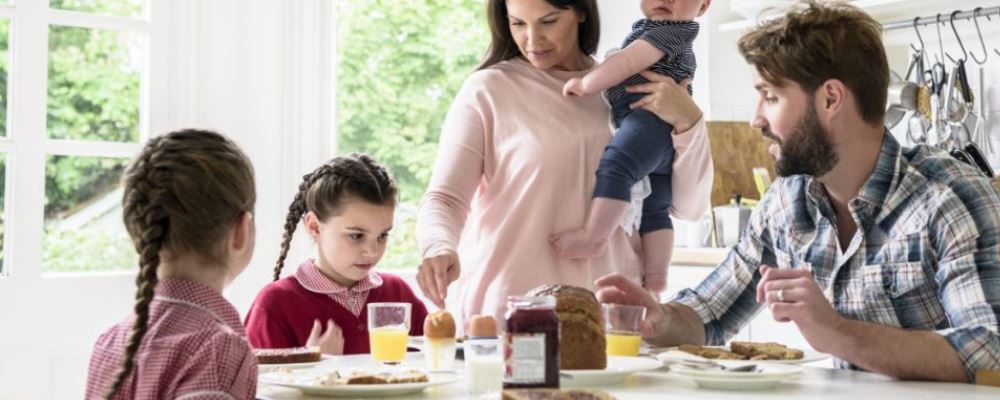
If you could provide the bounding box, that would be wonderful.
[105,129,255,399]
[273,153,397,281]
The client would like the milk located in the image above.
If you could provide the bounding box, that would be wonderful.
[465,338,503,394]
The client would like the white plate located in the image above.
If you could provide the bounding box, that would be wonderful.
[560,356,663,386]
[670,364,802,390]
[259,370,459,397]
[656,347,829,366]
[258,354,336,370]
[670,363,802,379]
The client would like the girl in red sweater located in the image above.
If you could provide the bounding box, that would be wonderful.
[245,153,428,355]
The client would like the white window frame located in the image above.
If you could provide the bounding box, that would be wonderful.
[0,0,167,280]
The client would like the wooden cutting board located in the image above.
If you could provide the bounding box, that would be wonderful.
[706,121,776,208]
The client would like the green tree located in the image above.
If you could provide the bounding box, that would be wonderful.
[337,0,487,269]
[42,1,143,272]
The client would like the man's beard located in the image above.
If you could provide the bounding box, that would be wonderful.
[764,105,838,177]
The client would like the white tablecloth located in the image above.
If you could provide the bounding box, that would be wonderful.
[257,353,1000,399]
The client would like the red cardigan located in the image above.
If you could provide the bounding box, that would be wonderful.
[244,272,428,355]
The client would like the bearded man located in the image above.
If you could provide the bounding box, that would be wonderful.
[596,0,1000,382]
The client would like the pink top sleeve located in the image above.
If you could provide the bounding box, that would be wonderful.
[669,116,713,220]
[416,77,486,258]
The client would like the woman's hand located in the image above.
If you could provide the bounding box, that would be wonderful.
[306,319,344,355]
[625,71,703,134]
[417,251,461,309]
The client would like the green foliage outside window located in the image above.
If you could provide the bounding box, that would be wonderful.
[5,0,488,273]
[42,2,143,272]
[336,0,487,269]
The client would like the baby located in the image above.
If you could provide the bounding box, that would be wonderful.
[553,0,710,293]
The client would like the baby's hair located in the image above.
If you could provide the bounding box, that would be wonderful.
[273,153,398,281]
[105,129,255,399]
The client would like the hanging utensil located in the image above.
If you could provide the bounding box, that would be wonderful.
[886,70,918,129]
[971,64,994,163]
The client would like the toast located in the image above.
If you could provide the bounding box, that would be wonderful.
[677,344,746,360]
[730,341,804,360]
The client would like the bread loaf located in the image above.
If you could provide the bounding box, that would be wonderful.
[526,285,606,370]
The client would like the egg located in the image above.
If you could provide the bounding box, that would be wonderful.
[468,314,497,337]
[423,310,456,339]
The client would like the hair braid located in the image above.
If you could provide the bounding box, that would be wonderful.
[273,166,334,281]
[105,143,171,400]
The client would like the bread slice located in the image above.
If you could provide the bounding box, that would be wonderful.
[730,341,804,360]
[677,344,747,360]
[253,346,321,364]
[343,368,429,385]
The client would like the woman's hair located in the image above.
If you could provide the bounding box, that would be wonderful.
[272,153,398,281]
[105,129,255,399]
[737,0,888,125]
[478,0,600,70]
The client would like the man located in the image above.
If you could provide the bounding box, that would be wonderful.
[597,0,1000,382]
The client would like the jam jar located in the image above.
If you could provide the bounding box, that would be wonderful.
[502,295,560,389]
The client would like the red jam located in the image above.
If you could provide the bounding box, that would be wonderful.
[503,295,560,389]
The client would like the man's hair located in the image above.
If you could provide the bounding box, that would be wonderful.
[738,0,888,125]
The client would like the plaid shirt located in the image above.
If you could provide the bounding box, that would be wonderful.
[294,258,384,316]
[674,133,1000,380]
[86,278,257,399]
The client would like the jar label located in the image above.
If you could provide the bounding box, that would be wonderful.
[504,333,546,384]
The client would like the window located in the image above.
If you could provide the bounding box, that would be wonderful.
[336,0,487,269]
[1,0,150,276]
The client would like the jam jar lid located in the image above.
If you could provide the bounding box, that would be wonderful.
[506,295,556,310]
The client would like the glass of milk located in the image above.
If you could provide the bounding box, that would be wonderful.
[465,338,503,395]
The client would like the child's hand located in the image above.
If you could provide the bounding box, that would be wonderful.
[306,319,344,355]
[642,272,667,300]
[563,78,587,97]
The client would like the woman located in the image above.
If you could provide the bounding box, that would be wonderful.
[415,0,713,329]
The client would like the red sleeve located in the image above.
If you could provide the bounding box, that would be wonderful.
[409,292,429,337]
[244,284,301,349]
[373,273,430,337]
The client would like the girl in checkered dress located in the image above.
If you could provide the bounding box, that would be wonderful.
[86,130,258,399]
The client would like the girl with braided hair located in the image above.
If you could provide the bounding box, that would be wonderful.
[245,153,428,355]
[85,129,258,399]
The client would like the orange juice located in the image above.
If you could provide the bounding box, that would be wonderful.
[605,331,641,356]
[370,326,409,362]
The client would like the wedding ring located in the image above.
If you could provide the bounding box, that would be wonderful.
[776,288,785,302]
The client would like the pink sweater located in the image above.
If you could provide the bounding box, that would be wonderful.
[417,58,713,329]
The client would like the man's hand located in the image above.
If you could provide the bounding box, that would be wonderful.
[595,273,669,340]
[305,319,344,355]
[756,265,846,353]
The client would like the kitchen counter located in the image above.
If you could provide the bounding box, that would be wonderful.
[672,246,730,267]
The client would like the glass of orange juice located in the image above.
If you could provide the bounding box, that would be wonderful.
[602,303,645,357]
[368,302,411,365]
